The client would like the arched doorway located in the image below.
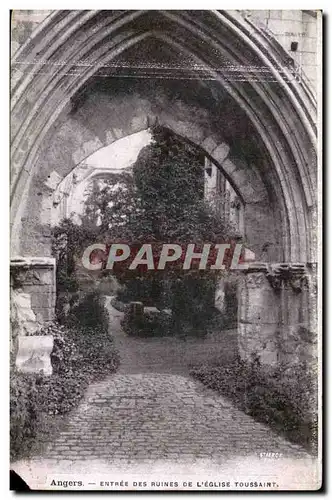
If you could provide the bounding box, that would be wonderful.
[49,125,246,330]
[11,10,317,366]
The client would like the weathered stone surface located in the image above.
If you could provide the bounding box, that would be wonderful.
[25,287,56,310]
[11,290,39,341]
[16,78,281,259]
[72,137,103,165]
[238,266,314,367]
[166,120,205,145]
[11,256,55,269]
[212,142,230,164]
[239,322,280,365]
[144,306,160,316]
[214,279,225,313]
[243,248,256,263]
[16,335,53,376]
[221,158,238,176]
[13,269,54,287]
[244,204,282,261]
[200,135,219,154]
[239,286,280,324]
[11,256,56,324]
[130,115,148,134]
[34,308,55,323]
[44,170,63,191]
[243,270,269,288]
[231,169,249,190]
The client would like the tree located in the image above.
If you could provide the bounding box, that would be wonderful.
[53,126,242,332]
[83,127,236,243]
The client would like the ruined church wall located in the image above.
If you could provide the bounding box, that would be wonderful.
[18,77,282,263]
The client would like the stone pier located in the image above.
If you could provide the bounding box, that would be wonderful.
[238,263,316,367]
[10,257,56,323]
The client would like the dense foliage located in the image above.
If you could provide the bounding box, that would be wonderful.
[14,127,243,460]
[52,219,98,293]
[83,127,238,251]
[53,127,241,333]
[49,128,240,337]
[190,356,318,453]
[10,293,119,461]
[10,371,40,460]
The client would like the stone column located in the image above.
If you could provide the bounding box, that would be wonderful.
[238,262,314,367]
[266,263,314,366]
[10,257,56,323]
[238,263,280,366]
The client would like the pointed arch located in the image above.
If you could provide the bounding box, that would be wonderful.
[11,10,317,262]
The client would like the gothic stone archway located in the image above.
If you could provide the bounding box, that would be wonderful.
[11,10,317,366]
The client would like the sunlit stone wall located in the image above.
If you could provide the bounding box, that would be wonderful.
[241,10,319,91]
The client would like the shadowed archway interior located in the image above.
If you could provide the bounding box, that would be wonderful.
[11,10,317,263]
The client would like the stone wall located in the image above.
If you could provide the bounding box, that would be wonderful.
[11,10,316,264]
[242,10,319,92]
[12,10,319,94]
[17,77,283,262]
[238,263,316,367]
[11,10,53,56]
[10,10,318,375]
[10,257,56,324]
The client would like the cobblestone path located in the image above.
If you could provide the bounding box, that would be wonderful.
[43,373,308,462]
[37,297,309,461]
[12,297,318,489]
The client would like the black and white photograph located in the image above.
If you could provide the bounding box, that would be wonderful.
[9,8,322,491]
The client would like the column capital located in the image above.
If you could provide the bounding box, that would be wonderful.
[242,262,309,292]
[266,263,307,292]
[10,256,56,269]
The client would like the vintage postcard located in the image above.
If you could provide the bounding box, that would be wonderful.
[10,9,322,491]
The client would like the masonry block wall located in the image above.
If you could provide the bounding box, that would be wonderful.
[10,10,318,372]
[238,264,316,368]
[243,10,319,91]
[238,268,280,366]
[11,10,53,56]
[10,257,56,324]
[16,77,283,263]
[11,10,319,93]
